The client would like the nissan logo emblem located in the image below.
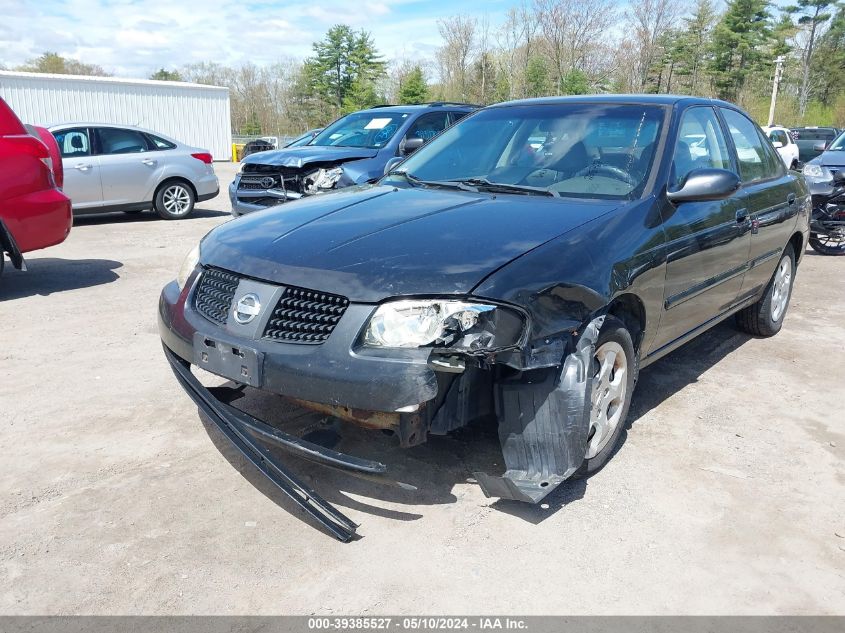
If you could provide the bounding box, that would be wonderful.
[260,176,275,189]
[233,293,261,324]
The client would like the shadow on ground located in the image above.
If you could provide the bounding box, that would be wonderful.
[72,207,228,226]
[194,319,753,536]
[0,257,122,300]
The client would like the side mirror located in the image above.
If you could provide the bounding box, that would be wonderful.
[383,156,403,176]
[666,168,741,203]
[402,136,425,156]
[771,141,783,149]
[814,141,828,153]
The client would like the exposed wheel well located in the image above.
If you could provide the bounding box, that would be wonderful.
[155,177,197,201]
[606,293,646,354]
[789,231,805,265]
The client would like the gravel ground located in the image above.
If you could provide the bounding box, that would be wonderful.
[1,162,843,615]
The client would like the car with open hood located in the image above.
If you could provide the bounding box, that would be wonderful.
[161,95,810,541]
[228,103,476,216]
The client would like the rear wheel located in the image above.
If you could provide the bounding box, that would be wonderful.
[154,181,195,220]
[574,316,638,477]
[735,245,795,336]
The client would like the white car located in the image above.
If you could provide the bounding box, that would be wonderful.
[763,126,800,170]
[49,123,219,219]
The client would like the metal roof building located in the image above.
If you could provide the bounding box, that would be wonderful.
[0,71,232,160]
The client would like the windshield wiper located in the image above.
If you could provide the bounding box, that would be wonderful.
[387,169,425,187]
[449,177,559,197]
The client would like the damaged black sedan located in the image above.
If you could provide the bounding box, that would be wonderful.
[160,95,810,540]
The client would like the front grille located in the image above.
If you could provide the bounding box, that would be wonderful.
[263,286,349,344]
[238,177,278,190]
[240,164,303,193]
[195,267,239,326]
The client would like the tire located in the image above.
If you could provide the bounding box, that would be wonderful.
[574,315,638,478]
[809,234,845,255]
[790,160,799,171]
[735,244,796,336]
[154,181,195,220]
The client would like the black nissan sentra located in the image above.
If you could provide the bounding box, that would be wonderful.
[159,95,809,540]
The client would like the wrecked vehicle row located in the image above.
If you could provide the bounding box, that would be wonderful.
[162,95,810,540]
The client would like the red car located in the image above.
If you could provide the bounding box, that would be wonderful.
[0,97,72,277]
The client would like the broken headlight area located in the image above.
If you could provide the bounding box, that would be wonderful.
[362,299,525,353]
[304,166,345,194]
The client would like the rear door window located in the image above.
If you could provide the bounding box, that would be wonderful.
[97,127,150,154]
[53,128,91,158]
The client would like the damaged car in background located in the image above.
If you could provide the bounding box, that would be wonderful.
[229,103,475,216]
[162,95,809,541]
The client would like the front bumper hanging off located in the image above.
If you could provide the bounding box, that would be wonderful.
[163,344,385,542]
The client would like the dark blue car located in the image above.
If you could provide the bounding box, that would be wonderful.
[229,103,475,216]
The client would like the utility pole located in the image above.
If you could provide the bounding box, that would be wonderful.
[768,56,785,127]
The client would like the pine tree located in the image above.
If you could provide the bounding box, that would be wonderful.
[304,25,386,111]
[673,0,718,95]
[708,0,771,102]
[398,66,429,104]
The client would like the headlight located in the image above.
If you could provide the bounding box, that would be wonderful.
[363,299,524,350]
[803,164,830,179]
[176,244,200,290]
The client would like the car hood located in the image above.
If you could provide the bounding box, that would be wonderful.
[241,145,379,169]
[201,185,619,302]
[813,151,845,167]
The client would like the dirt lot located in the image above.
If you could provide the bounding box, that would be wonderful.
[1,162,843,614]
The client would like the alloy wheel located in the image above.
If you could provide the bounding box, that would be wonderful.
[585,341,628,459]
[162,185,192,216]
[770,255,793,322]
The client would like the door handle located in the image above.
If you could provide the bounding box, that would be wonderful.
[735,208,749,223]
[787,193,796,206]
[142,159,157,166]
[73,163,93,171]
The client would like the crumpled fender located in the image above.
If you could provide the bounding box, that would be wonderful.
[475,315,604,503]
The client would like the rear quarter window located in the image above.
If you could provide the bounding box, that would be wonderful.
[146,133,177,150]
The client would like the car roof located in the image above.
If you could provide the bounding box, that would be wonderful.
[48,122,180,138]
[488,94,738,108]
[356,102,478,115]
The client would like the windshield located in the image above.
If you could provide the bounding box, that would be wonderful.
[310,112,409,149]
[827,131,845,151]
[385,103,665,200]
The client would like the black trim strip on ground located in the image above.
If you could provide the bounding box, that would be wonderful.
[163,344,358,542]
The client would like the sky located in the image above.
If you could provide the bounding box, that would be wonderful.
[1,0,504,79]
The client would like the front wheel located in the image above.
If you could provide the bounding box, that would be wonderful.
[735,245,795,336]
[574,316,638,477]
[154,181,195,220]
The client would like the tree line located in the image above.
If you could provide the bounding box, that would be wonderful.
[7,0,845,136]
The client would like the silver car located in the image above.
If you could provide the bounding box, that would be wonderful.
[49,123,219,219]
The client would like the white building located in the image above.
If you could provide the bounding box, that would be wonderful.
[0,71,232,160]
